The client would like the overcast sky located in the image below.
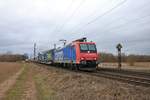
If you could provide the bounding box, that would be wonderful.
[0,0,150,56]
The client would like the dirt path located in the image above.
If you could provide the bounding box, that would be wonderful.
[3,63,38,100]
[22,67,37,100]
[0,67,24,99]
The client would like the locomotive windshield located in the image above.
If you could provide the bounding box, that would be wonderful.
[80,44,97,53]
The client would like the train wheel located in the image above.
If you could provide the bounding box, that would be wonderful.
[75,64,79,71]
[73,64,77,71]
[69,63,73,70]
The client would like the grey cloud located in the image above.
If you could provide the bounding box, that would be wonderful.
[0,0,150,55]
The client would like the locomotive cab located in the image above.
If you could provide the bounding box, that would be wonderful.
[74,38,98,70]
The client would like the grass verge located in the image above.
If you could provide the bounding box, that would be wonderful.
[4,63,29,100]
[34,73,56,100]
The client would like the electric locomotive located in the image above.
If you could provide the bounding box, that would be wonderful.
[54,37,98,71]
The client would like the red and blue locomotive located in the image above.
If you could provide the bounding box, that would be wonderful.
[38,38,99,71]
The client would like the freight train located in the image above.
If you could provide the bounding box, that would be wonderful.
[37,38,99,71]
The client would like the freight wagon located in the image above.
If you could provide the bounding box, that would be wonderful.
[38,49,54,64]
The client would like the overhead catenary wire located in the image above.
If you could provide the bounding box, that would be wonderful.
[69,0,150,35]
[74,1,150,37]
[56,0,86,33]
[98,1,150,33]
[68,0,116,32]
[51,0,75,34]
[48,0,75,49]
[70,0,127,33]
[91,14,150,36]
[83,0,127,25]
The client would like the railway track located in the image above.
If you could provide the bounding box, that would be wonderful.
[90,70,150,87]
[98,68,150,78]
[34,62,150,87]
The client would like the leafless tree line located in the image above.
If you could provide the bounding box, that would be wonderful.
[0,54,28,62]
[99,52,150,63]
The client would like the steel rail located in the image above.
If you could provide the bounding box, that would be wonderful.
[90,70,150,87]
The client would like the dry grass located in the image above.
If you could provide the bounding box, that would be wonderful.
[34,73,56,100]
[32,63,150,100]
[134,62,150,67]
[1,62,150,100]
[0,62,22,83]
[99,62,150,73]
[99,62,150,70]
[4,64,28,100]
[3,63,38,100]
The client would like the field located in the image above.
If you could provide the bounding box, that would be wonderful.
[0,62,22,83]
[99,62,150,71]
[0,62,150,100]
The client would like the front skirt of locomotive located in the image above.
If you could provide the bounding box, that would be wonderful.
[79,60,97,71]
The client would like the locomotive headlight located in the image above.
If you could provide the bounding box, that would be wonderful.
[94,58,97,60]
[81,57,84,60]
